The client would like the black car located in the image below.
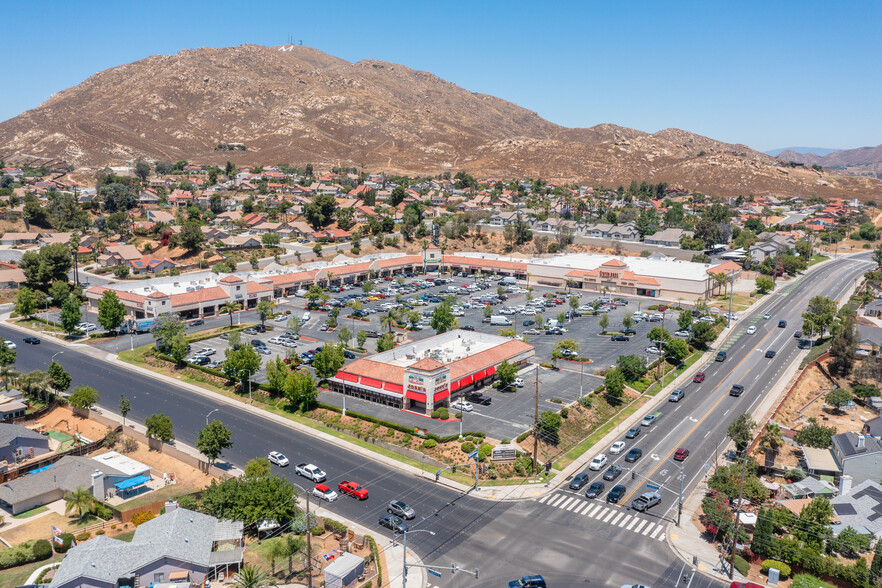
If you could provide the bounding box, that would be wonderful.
[611,335,630,342]
[607,484,627,504]
[765,350,777,358]
[190,355,210,366]
[569,472,589,490]
[378,514,409,533]
[778,320,788,328]
[585,481,606,498]
[23,337,40,345]
[190,319,204,326]
[625,427,641,439]
[794,331,802,338]
[465,392,491,406]
[460,325,476,331]
[624,448,643,463]
[715,350,727,362]
[621,328,637,335]
[730,384,745,397]
[523,320,535,327]
[603,464,622,481]
[343,350,356,359]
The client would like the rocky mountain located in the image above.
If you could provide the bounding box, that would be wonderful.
[777,145,882,178]
[0,44,879,198]
[765,147,840,157]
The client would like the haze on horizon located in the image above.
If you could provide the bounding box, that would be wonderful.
[2,0,879,154]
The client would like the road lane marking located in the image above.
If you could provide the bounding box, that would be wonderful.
[538,494,550,503]
[603,509,617,522]
[588,504,603,517]
[650,525,662,539]
[634,520,647,533]
[558,496,574,510]
[626,517,638,530]
[572,501,588,514]
[548,495,566,507]
[565,499,580,511]
[611,512,624,525]
[643,522,656,535]
[617,514,631,527]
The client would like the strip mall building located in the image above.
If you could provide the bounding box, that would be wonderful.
[328,331,534,414]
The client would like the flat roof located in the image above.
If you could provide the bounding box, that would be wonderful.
[372,330,511,368]
[801,446,841,472]
[91,451,150,477]
[528,253,718,281]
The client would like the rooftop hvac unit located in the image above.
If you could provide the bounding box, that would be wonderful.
[173,282,180,287]
[186,287,195,292]
[406,354,415,360]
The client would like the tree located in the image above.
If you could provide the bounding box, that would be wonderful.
[755,275,774,294]
[829,314,858,376]
[220,301,242,328]
[60,295,82,335]
[752,507,776,556]
[871,539,882,579]
[759,423,783,455]
[151,313,186,352]
[801,295,837,338]
[176,219,206,252]
[47,361,71,392]
[197,420,233,465]
[690,321,717,348]
[261,232,281,247]
[244,457,271,479]
[312,345,345,380]
[168,334,189,364]
[604,367,626,400]
[119,395,131,427]
[361,281,374,295]
[337,326,352,347]
[377,332,395,352]
[825,387,852,412]
[356,329,367,349]
[677,310,692,331]
[286,315,301,337]
[834,526,872,558]
[666,338,690,363]
[304,193,337,229]
[48,280,70,306]
[145,413,175,444]
[598,313,609,333]
[622,313,634,330]
[20,243,73,288]
[256,300,275,327]
[265,357,287,394]
[284,369,318,412]
[794,417,836,448]
[873,243,882,269]
[0,340,16,368]
[224,344,262,390]
[133,159,151,182]
[69,386,100,410]
[537,410,562,445]
[616,354,647,381]
[233,564,271,588]
[97,290,126,332]
[63,486,96,523]
[796,497,833,549]
[727,412,756,452]
[430,302,458,334]
[13,287,37,318]
[496,359,518,390]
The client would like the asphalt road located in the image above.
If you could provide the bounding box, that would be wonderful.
[3,253,871,587]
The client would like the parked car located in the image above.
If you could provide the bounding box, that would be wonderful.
[611,335,630,342]
[625,427,641,439]
[522,319,535,326]
[622,328,637,335]
[631,491,661,512]
[77,322,97,332]
[190,319,204,326]
[607,484,627,504]
[312,483,338,502]
[295,463,327,482]
[460,325,476,331]
[268,451,289,467]
[693,372,706,383]
[585,481,606,499]
[196,347,217,356]
[624,448,643,463]
[190,355,210,366]
[513,377,525,388]
[465,392,491,406]
[337,480,369,500]
[569,472,590,490]
[387,500,415,520]
[589,454,609,471]
[730,384,745,397]
[451,400,474,412]
[674,448,690,461]
[610,441,626,454]
[378,514,408,533]
[795,331,802,338]
[603,464,623,481]
[673,329,691,338]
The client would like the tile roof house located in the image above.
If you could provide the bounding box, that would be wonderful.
[0,267,26,289]
[49,507,244,588]
[0,423,51,465]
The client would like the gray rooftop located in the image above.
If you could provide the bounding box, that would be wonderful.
[833,432,882,459]
[0,423,46,447]
[0,456,125,506]
[831,480,882,536]
[50,508,242,588]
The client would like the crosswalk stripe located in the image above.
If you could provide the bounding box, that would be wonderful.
[572,501,587,514]
[548,494,565,507]
[658,533,665,542]
[602,509,617,522]
[617,515,631,528]
[634,520,647,533]
[565,499,580,511]
[643,522,656,535]
[587,504,602,517]
[557,497,575,510]
[611,512,624,525]
[650,525,662,539]
[538,494,550,503]
[626,517,638,530]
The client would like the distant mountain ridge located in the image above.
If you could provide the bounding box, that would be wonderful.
[765,147,840,157]
[776,144,882,178]
[0,44,879,198]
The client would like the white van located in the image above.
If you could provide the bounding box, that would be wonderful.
[295,288,309,298]
[301,311,312,323]
[490,316,513,326]
[500,277,517,286]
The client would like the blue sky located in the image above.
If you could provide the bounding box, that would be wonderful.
[4,0,880,152]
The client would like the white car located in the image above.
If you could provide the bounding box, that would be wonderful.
[589,454,609,471]
[312,483,338,502]
[763,312,772,320]
[2,340,16,350]
[673,330,691,338]
[268,451,289,467]
[268,337,285,345]
[196,348,216,356]
[513,377,525,388]
[451,400,474,412]
[645,346,661,355]
[77,322,97,332]
[746,326,757,334]
[274,315,288,322]
[610,441,626,454]
[295,463,327,482]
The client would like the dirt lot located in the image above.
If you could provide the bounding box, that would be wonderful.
[28,406,111,445]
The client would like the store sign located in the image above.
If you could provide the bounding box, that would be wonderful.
[600,271,619,279]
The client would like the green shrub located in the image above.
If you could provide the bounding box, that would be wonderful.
[729,554,750,576]
[516,432,530,443]
[461,441,476,454]
[95,503,114,520]
[551,398,563,404]
[311,525,325,535]
[785,468,806,482]
[578,395,592,409]
[96,529,105,535]
[367,535,381,587]
[54,533,76,554]
[32,539,52,561]
[422,439,437,449]
[791,574,835,588]
[501,438,510,444]
[560,407,569,419]
[323,518,348,535]
[761,560,791,578]
[75,531,91,542]
[431,407,449,420]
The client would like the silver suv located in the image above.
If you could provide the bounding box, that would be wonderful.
[668,389,685,402]
[387,500,415,520]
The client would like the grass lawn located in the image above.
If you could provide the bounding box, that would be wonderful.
[808,254,830,267]
[800,338,833,369]
[555,395,650,470]
[11,506,49,519]
[116,485,192,511]
[114,530,135,542]
[0,553,64,588]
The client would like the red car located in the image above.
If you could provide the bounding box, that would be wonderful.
[337,480,369,500]
[674,448,690,461]
[693,372,705,383]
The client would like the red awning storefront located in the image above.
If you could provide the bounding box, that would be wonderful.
[405,390,426,401]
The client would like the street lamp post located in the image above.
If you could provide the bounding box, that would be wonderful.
[400,528,436,588]
[50,351,64,364]
[205,408,219,426]
[579,360,584,400]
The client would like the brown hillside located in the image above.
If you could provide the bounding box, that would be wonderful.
[0,44,880,199]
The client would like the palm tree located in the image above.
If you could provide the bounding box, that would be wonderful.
[759,423,783,455]
[265,539,288,577]
[220,301,242,328]
[232,564,270,588]
[64,486,96,523]
[0,365,19,390]
[381,309,399,334]
[285,534,306,575]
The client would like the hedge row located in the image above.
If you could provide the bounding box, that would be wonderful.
[0,539,53,570]
[367,535,381,587]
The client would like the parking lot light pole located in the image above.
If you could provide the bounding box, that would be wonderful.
[291,482,314,588]
[579,361,584,400]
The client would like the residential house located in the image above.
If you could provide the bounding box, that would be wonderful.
[146,210,176,224]
[50,507,243,588]
[128,257,177,275]
[138,189,160,205]
[0,232,41,246]
[38,233,73,247]
[98,244,143,268]
[219,235,261,249]
[749,241,784,262]
[856,324,882,356]
[644,228,694,248]
[864,299,882,319]
[830,479,882,538]
[831,432,882,485]
[0,266,26,289]
[0,423,51,464]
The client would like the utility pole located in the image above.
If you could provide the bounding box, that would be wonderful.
[657,309,666,382]
[726,269,735,328]
[728,452,749,579]
[305,489,313,588]
[532,366,539,476]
